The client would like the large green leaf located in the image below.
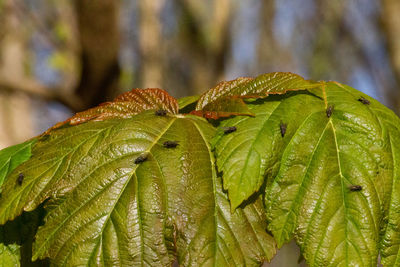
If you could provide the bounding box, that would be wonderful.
[213,80,400,266]
[2,71,400,267]
[0,111,275,266]
[211,92,323,210]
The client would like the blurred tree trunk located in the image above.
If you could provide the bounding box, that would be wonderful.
[0,0,35,148]
[257,0,276,71]
[138,0,165,88]
[73,0,121,109]
[309,1,347,80]
[381,0,400,112]
[256,0,295,73]
[172,0,232,95]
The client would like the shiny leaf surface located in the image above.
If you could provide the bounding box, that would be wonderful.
[0,139,36,187]
[0,243,19,267]
[0,139,37,265]
[213,79,400,266]
[193,73,320,119]
[1,72,400,266]
[0,111,275,266]
[47,88,179,133]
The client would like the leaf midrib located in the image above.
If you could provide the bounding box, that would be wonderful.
[34,117,177,262]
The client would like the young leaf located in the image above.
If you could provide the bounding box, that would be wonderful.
[193,72,320,119]
[0,111,275,266]
[47,88,179,133]
[191,96,255,119]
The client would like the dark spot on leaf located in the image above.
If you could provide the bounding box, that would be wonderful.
[326,105,334,118]
[17,173,24,185]
[349,185,362,191]
[358,96,370,105]
[280,121,287,137]
[134,154,148,164]
[155,109,167,116]
[163,141,179,148]
[223,126,237,134]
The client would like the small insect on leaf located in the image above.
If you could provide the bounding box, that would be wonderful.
[163,141,179,148]
[223,126,237,134]
[134,154,148,164]
[155,109,167,116]
[358,96,370,105]
[280,121,287,137]
[326,105,334,118]
[17,173,24,185]
[349,185,362,191]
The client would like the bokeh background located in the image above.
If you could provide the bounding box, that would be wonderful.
[0,0,397,265]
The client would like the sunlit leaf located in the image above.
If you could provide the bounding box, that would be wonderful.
[194,72,320,119]
[0,139,36,187]
[0,139,40,266]
[191,96,255,119]
[1,72,399,266]
[47,88,179,133]
[0,111,275,266]
[213,79,400,266]
[0,243,19,267]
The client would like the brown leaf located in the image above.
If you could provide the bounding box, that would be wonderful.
[44,88,178,134]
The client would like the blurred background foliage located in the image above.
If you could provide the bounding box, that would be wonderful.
[0,0,398,265]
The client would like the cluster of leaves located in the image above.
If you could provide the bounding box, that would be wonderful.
[0,72,399,266]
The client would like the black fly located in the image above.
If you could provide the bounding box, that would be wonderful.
[326,105,334,118]
[349,185,362,192]
[163,141,179,148]
[17,173,24,185]
[155,109,167,116]
[134,154,148,164]
[223,126,237,134]
[358,97,370,105]
[280,121,287,137]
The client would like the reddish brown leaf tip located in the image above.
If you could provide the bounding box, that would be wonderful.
[43,88,178,135]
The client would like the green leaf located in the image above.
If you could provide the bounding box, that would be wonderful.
[0,139,36,187]
[193,73,320,119]
[214,79,400,266]
[264,82,397,266]
[212,92,323,210]
[2,71,400,266]
[0,139,36,266]
[177,95,200,111]
[0,243,19,267]
[191,96,255,119]
[0,111,275,266]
